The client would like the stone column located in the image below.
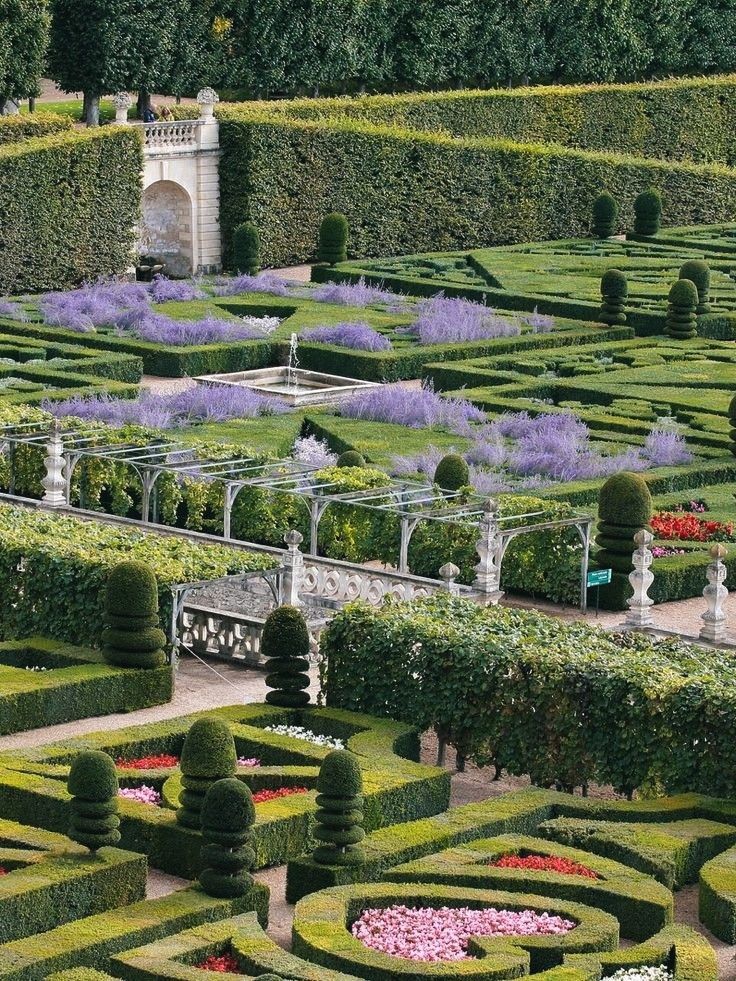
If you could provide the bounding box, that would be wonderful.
[473,498,504,604]
[113,92,132,125]
[700,543,729,644]
[42,421,66,507]
[439,562,461,596]
[624,529,655,629]
[282,529,305,607]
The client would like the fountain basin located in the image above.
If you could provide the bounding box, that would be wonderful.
[193,366,380,407]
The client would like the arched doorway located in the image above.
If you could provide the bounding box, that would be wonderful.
[139,181,194,277]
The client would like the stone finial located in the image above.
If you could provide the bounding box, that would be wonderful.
[633,528,653,548]
[701,543,729,644]
[710,543,728,562]
[439,562,461,596]
[483,497,499,516]
[284,529,304,549]
[197,87,219,120]
[112,92,132,125]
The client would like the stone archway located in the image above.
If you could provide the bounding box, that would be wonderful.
[139,180,194,277]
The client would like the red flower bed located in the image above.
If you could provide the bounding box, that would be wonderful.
[0,868,7,876]
[252,786,308,804]
[115,754,179,770]
[651,512,733,542]
[491,854,599,879]
[197,952,240,972]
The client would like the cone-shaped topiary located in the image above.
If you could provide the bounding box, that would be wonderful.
[599,269,628,325]
[666,278,698,340]
[318,213,348,265]
[633,188,662,236]
[434,453,470,493]
[232,222,261,275]
[595,472,652,573]
[313,750,365,866]
[68,751,120,852]
[262,606,311,708]
[679,260,711,315]
[199,778,255,898]
[337,450,366,468]
[592,191,619,238]
[177,717,237,829]
[101,561,166,669]
[730,394,736,457]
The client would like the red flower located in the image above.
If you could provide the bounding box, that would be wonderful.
[491,854,599,879]
[197,953,240,972]
[0,868,7,876]
[116,754,179,770]
[252,786,308,804]
[651,512,733,543]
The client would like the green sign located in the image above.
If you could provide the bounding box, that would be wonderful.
[587,569,612,588]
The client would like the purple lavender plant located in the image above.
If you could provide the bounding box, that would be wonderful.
[342,382,485,431]
[311,277,402,308]
[148,276,205,303]
[0,299,28,322]
[40,281,149,332]
[213,273,292,297]
[292,435,337,466]
[300,322,392,351]
[523,308,556,333]
[129,313,273,345]
[644,426,692,466]
[410,295,521,345]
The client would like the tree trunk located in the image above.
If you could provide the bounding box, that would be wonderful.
[82,91,91,123]
[86,94,100,127]
[28,97,36,113]
[137,88,151,119]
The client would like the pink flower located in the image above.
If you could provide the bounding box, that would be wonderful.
[119,785,162,806]
[237,757,260,767]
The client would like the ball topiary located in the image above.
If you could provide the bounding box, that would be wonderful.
[592,191,619,238]
[337,450,366,468]
[101,561,166,669]
[318,213,348,265]
[595,472,653,573]
[679,259,711,314]
[262,606,311,708]
[599,269,628,325]
[177,717,237,829]
[67,751,120,852]
[666,278,698,340]
[313,750,365,866]
[434,454,470,493]
[199,778,255,898]
[232,222,261,276]
[633,188,662,236]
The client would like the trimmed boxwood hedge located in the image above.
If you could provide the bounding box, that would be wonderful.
[565,924,717,981]
[699,844,736,943]
[0,114,72,145]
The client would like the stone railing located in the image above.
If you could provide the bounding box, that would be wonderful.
[299,561,436,606]
[142,120,200,149]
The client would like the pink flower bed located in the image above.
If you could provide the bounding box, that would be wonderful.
[237,757,260,767]
[119,785,162,806]
[351,904,575,962]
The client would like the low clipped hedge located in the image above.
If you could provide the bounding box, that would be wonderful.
[699,844,736,943]
[0,114,72,145]
[566,924,717,981]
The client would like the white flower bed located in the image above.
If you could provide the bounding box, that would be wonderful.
[608,967,672,981]
[263,724,345,750]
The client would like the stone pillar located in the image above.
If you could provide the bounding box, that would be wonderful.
[439,562,461,596]
[625,529,655,629]
[700,543,729,644]
[42,421,66,507]
[195,87,221,275]
[473,498,504,604]
[282,529,305,607]
[113,92,132,125]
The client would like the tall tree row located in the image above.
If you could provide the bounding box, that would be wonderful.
[0,0,49,112]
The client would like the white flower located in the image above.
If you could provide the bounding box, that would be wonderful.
[263,724,345,750]
[242,315,281,335]
[609,966,672,981]
[292,435,337,467]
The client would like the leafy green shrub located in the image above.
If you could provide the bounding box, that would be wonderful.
[0,114,72,145]
[336,450,366,468]
[262,606,311,708]
[233,222,261,275]
[633,188,662,236]
[101,561,166,669]
[698,312,736,341]
[666,277,698,340]
[177,717,237,829]
[592,191,619,237]
[599,269,628,325]
[595,471,652,573]
[318,213,348,265]
[67,751,120,852]
[434,453,469,492]
[200,778,256,898]
[313,750,365,866]
[679,259,711,314]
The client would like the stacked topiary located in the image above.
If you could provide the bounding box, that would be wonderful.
[591,191,619,238]
[595,472,653,573]
[313,750,365,866]
[318,213,348,265]
[67,751,121,853]
[337,450,366,468]
[233,222,261,275]
[101,561,166,669]
[679,259,711,314]
[730,395,736,457]
[599,269,628,325]
[199,778,255,898]
[666,279,698,340]
[177,717,237,829]
[633,189,662,236]
[434,453,470,492]
[262,606,311,708]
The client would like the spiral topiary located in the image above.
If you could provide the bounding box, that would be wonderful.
[595,472,652,573]
[318,213,348,265]
[599,269,628,325]
[262,606,311,708]
[313,750,365,866]
[232,222,261,275]
[199,778,255,898]
[666,278,698,340]
[337,450,366,468]
[679,259,711,315]
[592,191,619,238]
[67,751,120,852]
[101,561,166,669]
[633,188,662,236]
[177,717,237,829]
[434,453,470,493]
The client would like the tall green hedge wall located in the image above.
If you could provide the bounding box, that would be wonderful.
[0,113,72,145]
[0,127,142,294]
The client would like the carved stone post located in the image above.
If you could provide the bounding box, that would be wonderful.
[625,529,655,629]
[197,86,219,122]
[42,420,66,507]
[700,543,729,644]
[439,562,461,596]
[282,529,305,607]
[473,498,504,605]
[113,92,132,125]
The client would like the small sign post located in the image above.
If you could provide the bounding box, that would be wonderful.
[586,568,612,617]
